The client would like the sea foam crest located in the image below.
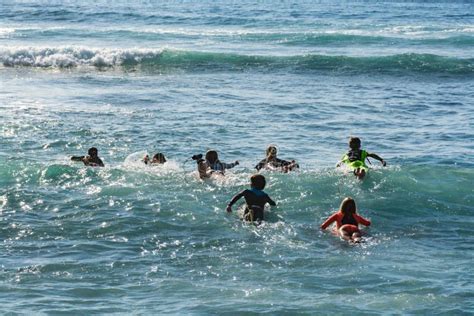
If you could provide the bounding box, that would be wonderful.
[1,46,473,75]
[0,47,162,68]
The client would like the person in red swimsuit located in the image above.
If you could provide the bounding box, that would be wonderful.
[320,197,371,242]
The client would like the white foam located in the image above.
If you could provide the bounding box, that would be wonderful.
[2,23,473,41]
[0,46,165,68]
[123,151,183,175]
[0,27,15,38]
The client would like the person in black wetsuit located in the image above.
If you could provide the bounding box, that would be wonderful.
[226,174,276,223]
[255,145,298,173]
[71,147,104,167]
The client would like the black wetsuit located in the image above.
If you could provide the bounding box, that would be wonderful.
[71,155,104,167]
[228,189,276,221]
[255,157,293,171]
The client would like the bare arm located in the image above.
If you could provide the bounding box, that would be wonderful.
[336,154,347,167]
[367,153,386,166]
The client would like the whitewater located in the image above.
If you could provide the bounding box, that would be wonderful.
[1,1,473,314]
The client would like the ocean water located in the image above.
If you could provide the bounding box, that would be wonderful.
[1,0,473,314]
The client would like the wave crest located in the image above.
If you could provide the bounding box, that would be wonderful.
[1,46,473,75]
[0,47,161,68]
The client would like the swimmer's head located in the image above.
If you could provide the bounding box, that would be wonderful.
[250,174,266,190]
[340,197,356,215]
[349,137,361,150]
[88,147,98,157]
[266,145,277,158]
[205,150,219,164]
[152,153,166,164]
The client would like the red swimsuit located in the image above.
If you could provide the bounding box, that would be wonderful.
[321,210,371,232]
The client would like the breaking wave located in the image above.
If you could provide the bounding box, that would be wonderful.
[1,46,473,75]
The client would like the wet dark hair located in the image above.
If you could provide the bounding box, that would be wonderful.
[250,174,266,190]
[349,137,361,150]
[340,197,357,215]
[265,145,278,158]
[266,145,277,157]
[153,153,166,164]
[88,147,98,156]
[205,150,218,164]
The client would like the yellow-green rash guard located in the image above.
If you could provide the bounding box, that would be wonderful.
[341,149,368,171]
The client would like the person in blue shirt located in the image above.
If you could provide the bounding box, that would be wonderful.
[226,174,276,223]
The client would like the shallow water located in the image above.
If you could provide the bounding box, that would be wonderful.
[1,0,474,314]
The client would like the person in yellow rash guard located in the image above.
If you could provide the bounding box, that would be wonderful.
[337,137,386,180]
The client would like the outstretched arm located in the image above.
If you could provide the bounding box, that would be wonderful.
[336,154,347,167]
[354,214,371,227]
[367,153,386,166]
[320,213,338,230]
[71,156,85,162]
[226,190,246,212]
[255,159,266,171]
[266,195,276,206]
[222,161,239,169]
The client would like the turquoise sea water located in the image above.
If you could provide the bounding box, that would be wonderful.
[1,1,473,314]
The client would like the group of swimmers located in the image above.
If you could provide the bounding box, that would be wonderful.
[71,137,386,243]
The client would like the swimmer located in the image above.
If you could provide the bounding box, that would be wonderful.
[192,150,239,179]
[226,174,276,224]
[336,137,386,180]
[71,147,104,167]
[255,145,299,173]
[143,152,167,165]
[320,197,371,243]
